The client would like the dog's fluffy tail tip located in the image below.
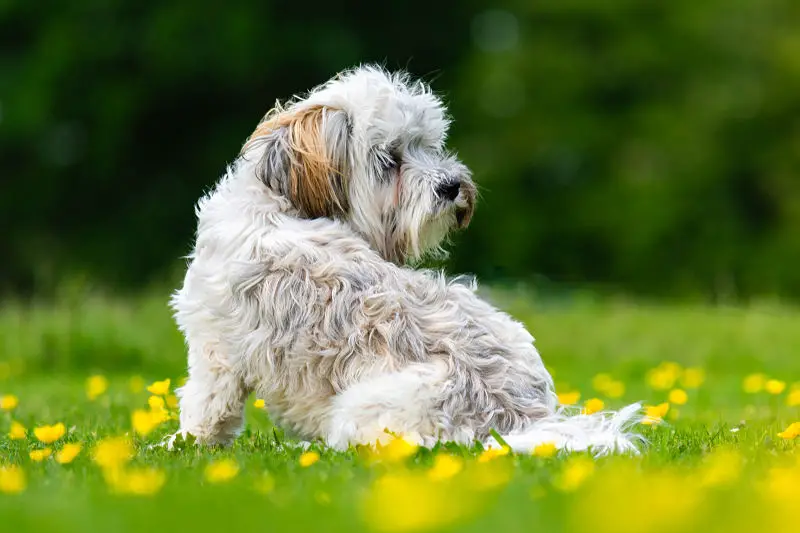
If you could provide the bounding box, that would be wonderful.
[485,402,645,456]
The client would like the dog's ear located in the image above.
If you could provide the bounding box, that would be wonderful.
[243,105,350,219]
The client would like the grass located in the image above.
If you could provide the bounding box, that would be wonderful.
[1,289,800,532]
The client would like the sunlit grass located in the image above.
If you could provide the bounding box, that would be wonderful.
[1,291,800,532]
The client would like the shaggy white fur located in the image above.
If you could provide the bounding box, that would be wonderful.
[169,66,642,454]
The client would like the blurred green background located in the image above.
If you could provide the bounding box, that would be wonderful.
[3,0,800,301]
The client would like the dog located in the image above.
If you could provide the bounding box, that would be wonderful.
[170,66,641,454]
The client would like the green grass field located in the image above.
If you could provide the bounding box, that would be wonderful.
[2,289,800,533]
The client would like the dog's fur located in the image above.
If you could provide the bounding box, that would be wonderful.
[170,66,641,453]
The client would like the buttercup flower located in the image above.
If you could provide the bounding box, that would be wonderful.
[105,467,166,496]
[299,451,320,467]
[86,375,108,400]
[554,456,595,492]
[533,442,558,458]
[777,422,800,440]
[373,437,418,463]
[132,409,164,436]
[765,379,787,395]
[253,398,265,409]
[698,449,742,487]
[428,454,464,481]
[205,459,239,482]
[646,362,682,390]
[604,380,625,399]
[743,373,767,394]
[254,473,276,494]
[1,394,18,411]
[34,423,65,444]
[668,389,688,405]
[786,389,800,407]
[9,421,26,440]
[583,398,605,415]
[148,395,165,410]
[56,443,82,464]
[362,471,478,532]
[680,367,706,389]
[146,379,170,396]
[0,466,25,494]
[592,374,625,398]
[558,391,581,405]
[29,448,52,462]
[641,403,670,425]
[166,395,179,409]
[478,446,510,463]
[92,437,134,470]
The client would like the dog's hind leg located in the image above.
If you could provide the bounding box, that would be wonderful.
[324,361,471,449]
[175,343,251,446]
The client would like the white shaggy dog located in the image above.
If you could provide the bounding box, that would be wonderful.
[170,66,641,454]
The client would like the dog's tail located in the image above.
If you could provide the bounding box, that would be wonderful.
[485,402,645,456]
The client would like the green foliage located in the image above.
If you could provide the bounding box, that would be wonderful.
[2,0,800,298]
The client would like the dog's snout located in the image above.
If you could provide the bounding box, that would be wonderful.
[436,180,461,202]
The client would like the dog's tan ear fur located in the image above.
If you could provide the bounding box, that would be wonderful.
[244,105,349,219]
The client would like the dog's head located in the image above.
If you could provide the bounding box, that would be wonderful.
[243,66,476,264]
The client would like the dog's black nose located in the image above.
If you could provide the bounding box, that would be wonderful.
[436,180,461,202]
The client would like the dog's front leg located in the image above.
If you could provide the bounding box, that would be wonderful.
[174,343,251,447]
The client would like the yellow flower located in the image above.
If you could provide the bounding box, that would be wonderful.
[583,398,605,415]
[34,423,65,444]
[554,456,595,492]
[592,373,613,392]
[146,379,170,396]
[205,459,239,483]
[777,422,800,440]
[574,464,699,533]
[646,362,682,390]
[362,472,478,532]
[743,373,767,394]
[9,421,26,440]
[86,375,108,400]
[105,467,166,496]
[29,448,52,462]
[148,395,165,410]
[129,375,145,393]
[428,454,463,481]
[254,473,276,494]
[92,437,134,470]
[0,466,25,494]
[668,389,688,405]
[253,398,265,409]
[698,449,742,487]
[373,437,418,463]
[641,403,670,425]
[132,409,165,437]
[558,391,581,405]
[604,380,625,399]
[1,394,19,411]
[765,379,787,395]
[299,451,320,467]
[166,395,179,409]
[680,367,706,389]
[478,445,510,463]
[592,374,626,399]
[56,443,82,464]
[533,442,558,458]
[786,389,800,407]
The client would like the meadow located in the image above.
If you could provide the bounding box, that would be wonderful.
[1,288,800,533]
